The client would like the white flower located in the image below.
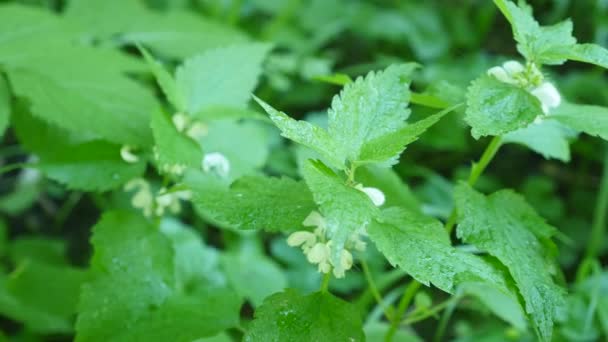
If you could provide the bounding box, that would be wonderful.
[502,60,525,75]
[202,152,231,178]
[286,210,368,279]
[303,210,325,227]
[186,122,209,140]
[332,249,354,278]
[487,60,561,115]
[124,179,153,217]
[287,231,316,248]
[120,145,139,163]
[487,66,515,84]
[355,184,385,207]
[172,113,189,132]
[531,82,561,114]
[154,188,191,216]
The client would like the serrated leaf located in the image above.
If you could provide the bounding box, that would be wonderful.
[551,102,608,141]
[328,64,413,162]
[459,282,528,330]
[244,289,365,342]
[302,160,379,264]
[0,4,78,64]
[6,56,157,146]
[0,74,9,138]
[13,110,146,192]
[188,172,316,232]
[176,44,271,114]
[504,119,574,162]
[556,44,608,69]
[358,104,459,165]
[65,1,248,59]
[257,64,415,168]
[76,211,241,342]
[494,0,576,65]
[454,183,565,341]
[151,110,203,174]
[495,0,608,69]
[465,75,543,138]
[139,46,185,112]
[254,97,345,169]
[368,207,517,296]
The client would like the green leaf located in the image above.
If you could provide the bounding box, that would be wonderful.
[369,208,527,329]
[254,96,345,169]
[503,119,573,162]
[328,64,413,162]
[76,211,241,342]
[151,110,203,175]
[244,289,365,342]
[494,0,576,65]
[369,207,517,295]
[551,102,608,141]
[176,43,271,114]
[0,4,78,64]
[139,45,185,112]
[159,218,226,291]
[364,322,422,342]
[0,74,9,138]
[188,172,316,232]
[358,104,459,165]
[459,282,528,330]
[257,64,415,168]
[192,106,268,122]
[13,110,146,192]
[6,54,157,146]
[221,239,287,307]
[0,261,86,334]
[465,75,543,138]
[494,0,608,69]
[65,1,248,59]
[199,120,272,181]
[302,160,379,264]
[557,44,608,69]
[454,184,565,341]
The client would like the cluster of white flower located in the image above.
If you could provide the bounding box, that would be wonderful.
[287,184,385,278]
[124,178,192,217]
[487,60,561,115]
[152,146,187,176]
[202,152,231,178]
[172,113,209,140]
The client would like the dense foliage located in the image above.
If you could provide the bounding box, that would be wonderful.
[1,0,608,341]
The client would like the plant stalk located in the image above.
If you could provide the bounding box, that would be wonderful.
[585,144,608,261]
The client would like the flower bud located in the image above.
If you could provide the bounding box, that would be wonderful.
[120,145,139,163]
[287,231,316,247]
[202,152,230,178]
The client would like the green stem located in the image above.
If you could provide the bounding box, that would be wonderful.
[0,162,37,175]
[320,273,331,293]
[445,136,503,233]
[361,259,395,321]
[402,296,459,325]
[433,293,461,342]
[585,144,608,260]
[385,280,421,342]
